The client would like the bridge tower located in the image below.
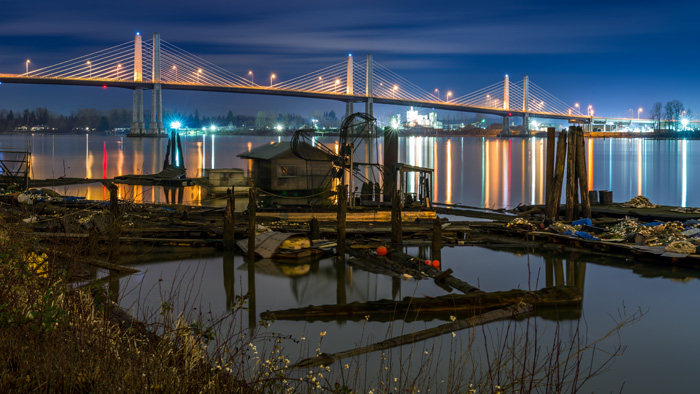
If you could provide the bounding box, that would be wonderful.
[148,33,164,134]
[522,75,530,135]
[345,54,353,118]
[502,74,510,136]
[130,33,147,135]
[365,55,373,117]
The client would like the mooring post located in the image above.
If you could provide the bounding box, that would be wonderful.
[383,128,398,202]
[431,217,442,263]
[391,185,402,245]
[108,183,120,264]
[545,128,555,215]
[565,128,577,221]
[309,217,320,244]
[247,188,257,262]
[546,131,568,220]
[337,184,348,262]
[224,187,235,251]
[575,127,592,218]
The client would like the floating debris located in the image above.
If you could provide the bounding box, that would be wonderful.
[506,217,534,230]
[665,240,696,254]
[621,195,659,208]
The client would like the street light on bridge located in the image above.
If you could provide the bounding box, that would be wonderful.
[435,88,440,102]
[86,60,91,78]
[638,107,643,119]
[574,103,580,114]
[117,64,122,80]
[25,59,30,75]
[248,70,253,86]
[335,79,340,93]
[270,73,276,87]
[588,105,593,116]
[197,68,202,84]
[318,76,323,91]
[392,85,398,99]
[487,94,491,107]
[446,91,452,103]
[172,65,177,82]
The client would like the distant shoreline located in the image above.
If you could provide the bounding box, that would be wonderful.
[2,129,699,139]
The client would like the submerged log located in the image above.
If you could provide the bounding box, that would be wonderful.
[293,304,533,369]
[347,247,481,294]
[262,286,581,322]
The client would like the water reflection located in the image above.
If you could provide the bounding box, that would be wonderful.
[7,134,700,209]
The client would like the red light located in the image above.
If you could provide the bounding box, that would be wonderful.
[508,113,512,116]
[102,85,107,89]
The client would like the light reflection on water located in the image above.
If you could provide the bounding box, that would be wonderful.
[3,133,700,391]
[7,133,698,209]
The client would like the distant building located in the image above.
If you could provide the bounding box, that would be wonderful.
[392,107,443,130]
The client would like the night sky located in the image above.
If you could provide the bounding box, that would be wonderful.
[1,0,699,120]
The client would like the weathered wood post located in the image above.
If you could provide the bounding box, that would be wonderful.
[337,184,348,262]
[247,188,257,262]
[108,183,120,265]
[309,217,320,244]
[565,128,578,221]
[546,131,568,220]
[391,182,402,245]
[545,128,555,214]
[431,217,442,262]
[575,128,592,218]
[383,127,398,202]
[224,187,235,251]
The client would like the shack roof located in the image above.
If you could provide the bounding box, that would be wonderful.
[238,141,334,161]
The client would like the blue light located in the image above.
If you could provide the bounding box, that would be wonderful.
[136,32,140,36]
[348,53,352,57]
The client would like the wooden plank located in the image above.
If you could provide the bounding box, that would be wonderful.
[262,286,580,323]
[292,304,533,369]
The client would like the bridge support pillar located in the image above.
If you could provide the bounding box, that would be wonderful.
[345,54,354,119]
[502,115,510,136]
[148,33,164,134]
[129,32,147,135]
[522,75,530,135]
[131,89,146,134]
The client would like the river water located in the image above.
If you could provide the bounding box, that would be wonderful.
[3,133,699,392]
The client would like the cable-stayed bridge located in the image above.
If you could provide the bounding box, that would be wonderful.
[0,33,594,135]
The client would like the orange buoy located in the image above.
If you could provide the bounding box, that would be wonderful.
[431,260,441,269]
[376,246,388,256]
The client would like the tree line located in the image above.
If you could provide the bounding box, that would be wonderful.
[648,100,694,132]
[0,107,341,133]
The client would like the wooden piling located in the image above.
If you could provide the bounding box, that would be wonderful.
[223,188,235,251]
[309,217,320,242]
[247,188,257,262]
[337,184,348,262]
[545,128,555,214]
[431,218,442,262]
[575,128,592,218]
[565,128,577,221]
[391,187,402,245]
[383,127,398,202]
[546,131,568,220]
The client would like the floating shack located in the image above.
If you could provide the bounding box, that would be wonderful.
[238,141,334,206]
